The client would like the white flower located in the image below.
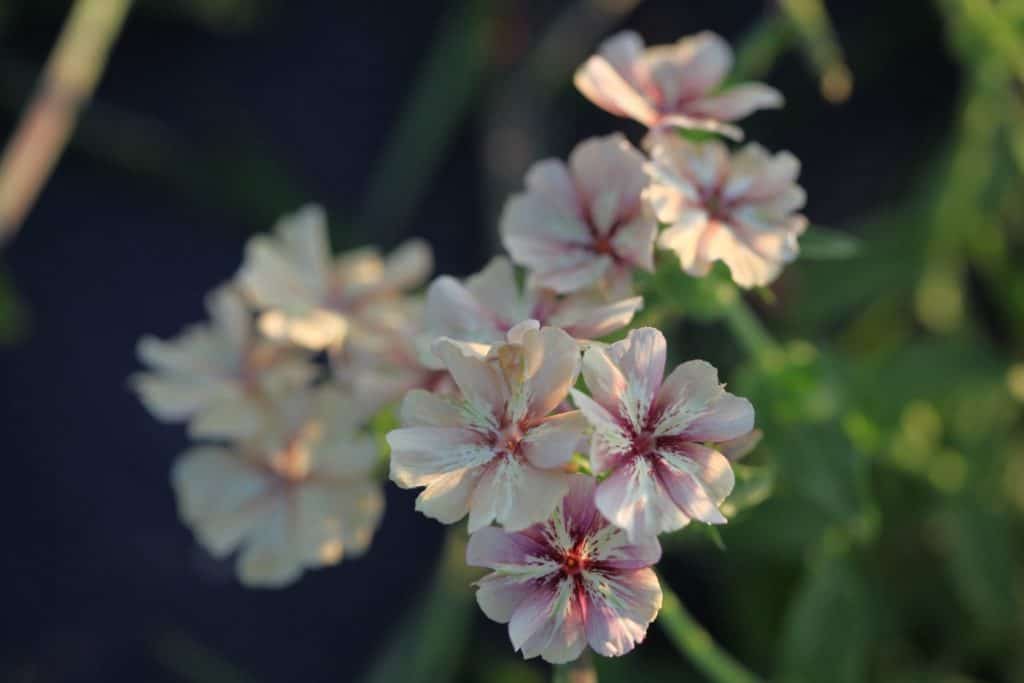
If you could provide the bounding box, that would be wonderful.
[172,386,384,588]
[133,285,315,440]
[237,204,432,351]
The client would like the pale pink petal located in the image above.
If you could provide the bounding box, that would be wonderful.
[521,326,581,422]
[465,256,530,326]
[188,394,264,441]
[432,337,506,422]
[646,31,733,104]
[524,160,581,220]
[521,411,589,469]
[468,455,571,532]
[570,389,631,474]
[387,427,494,488]
[509,579,567,655]
[415,466,484,524]
[654,451,728,524]
[583,567,662,657]
[579,344,629,416]
[596,30,645,79]
[595,456,690,539]
[549,293,643,340]
[609,213,657,271]
[683,392,755,442]
[537,592,588,664]
[399,388,467,427]
[606,328,666,420]
[652,359,722,437]
[424,275,499,344]
[661,443,735,505]
[687,83,784,121]
[569,134,648,235]
[466,524,548,568]
[656,210,713,276]
[236,498,303,588]
[172,447,274,557]
[295,480,384,565]
[383,238,433,290]
[530,254,614,294]
[475,574,538,622]
[703,223,785,288]
[573,55,658,125]
[724,145,801,202]
[205,285,250,350]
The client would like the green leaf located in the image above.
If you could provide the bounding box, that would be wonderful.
[780,557,873,683]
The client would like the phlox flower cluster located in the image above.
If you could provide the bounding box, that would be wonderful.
[134,27,807,664]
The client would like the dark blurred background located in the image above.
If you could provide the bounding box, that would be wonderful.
[6,1,1023,682]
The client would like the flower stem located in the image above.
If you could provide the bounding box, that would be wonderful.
[657,580,762,683]
[552,651,597,683]
[720,292,781,363]
[0,0,133,242]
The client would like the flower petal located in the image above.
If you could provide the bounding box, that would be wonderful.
[583,567,662,657]
[594,456,690,539]
[415,466,484,524]
[688,82,784,121]
[684,392,755,442]
[652,359,722,437]
[521,411,589,469]
[387,426,494,488]
[468,455,570,532]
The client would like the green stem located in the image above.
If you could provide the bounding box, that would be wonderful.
[552,651,597,683]
[720,293,781,363]
[657,579,762,683]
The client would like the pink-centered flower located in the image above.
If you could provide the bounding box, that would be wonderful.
[571,328,754,539]
[173,386,384,588]
[467,475,662,663]
[421,256,643,365]
[237,204,432,351]
[387,323,587,531]
[645,135,808,289]
[500,134,656,294]
[574,30,782,140]
[133,285,316,440]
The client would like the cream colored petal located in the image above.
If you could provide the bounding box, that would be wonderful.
[468,455,570,532]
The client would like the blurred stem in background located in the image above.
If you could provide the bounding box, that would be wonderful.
[0,0,133,245]
[361,530,476,683]
[552,651,597,683]
[658,579,761,683]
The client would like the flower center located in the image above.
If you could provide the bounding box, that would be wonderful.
[561,545,587,576]
[493,423,524,457]
[634,431,657,456]
[593,236,615,255]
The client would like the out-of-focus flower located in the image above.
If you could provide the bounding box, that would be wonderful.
[574,31,782,139]
[646,136,808,289]
[133,285,316,440]
[500,134,656,294]
[332,297,450,409]
[467,475,662,663]
[173,386,384,588]
[237,204,432,351]
[387,323,587,531]
[572,328,753,539]
[420,256,643,365]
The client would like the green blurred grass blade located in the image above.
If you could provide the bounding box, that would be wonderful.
[361,530,476,683]
[730,13,798,83]
[779,0,853,103]
[356,0,493,241]
[154,631,258,683]
[799,226,862,260]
